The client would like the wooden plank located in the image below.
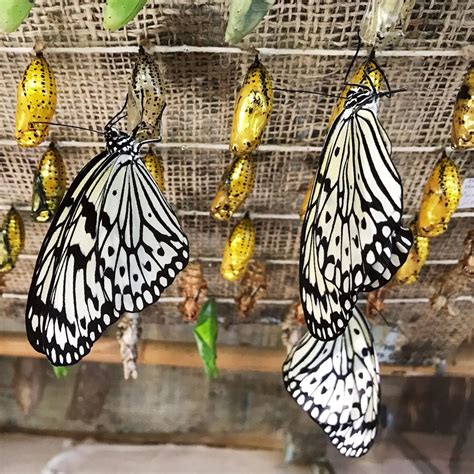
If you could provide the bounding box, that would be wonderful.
[1,332,473,377]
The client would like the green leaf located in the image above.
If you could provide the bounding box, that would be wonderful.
[0,0,34,34]
[193,298,219,379]
[225,0,275,45]
[51,365,69,379]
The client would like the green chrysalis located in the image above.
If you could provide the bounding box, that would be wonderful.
[52,365,69,379]
[103,0,148,31]
[193,298,219,379]
[225,0,275,45]
[0,0,34,34]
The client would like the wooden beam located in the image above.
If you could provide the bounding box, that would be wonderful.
[1,332,473,377]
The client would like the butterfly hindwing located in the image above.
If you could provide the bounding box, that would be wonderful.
[282,306,380,458]
[300,92,413,340]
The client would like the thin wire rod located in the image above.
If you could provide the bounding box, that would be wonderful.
[0,46,467,57]
[0,138,452,154]
[1,205,473,220]
[1,293,471,304]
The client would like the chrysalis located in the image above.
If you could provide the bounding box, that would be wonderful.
[360,0,415,47]
[417,156,462,238]
[221,213,256,281]
[31,143,67,223]
[225,0,275,45]
[0,207,25,273]
[210,154,256,221]
[230,56,273,156]
[0,0,34,33]
[451,65,473,149]
[16,52,57,147]
[142,148,165,191]
[103,0,148,31]
[395,227,429,284]
[128,46,166,141]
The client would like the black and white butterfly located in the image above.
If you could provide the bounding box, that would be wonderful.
[300,80,413,341]
[282,306,380,458]
[25,112,189,366]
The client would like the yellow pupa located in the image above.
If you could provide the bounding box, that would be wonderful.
[31,143,67,223]
[230,56,273,155]
[417,156,462,238]
[451,65,474,149]
[395,227,429,285]
[221,213,256,281]
[327,56,383,128]
[143,148,165,192]
[16,52,57,147]
[0,207,25,273]
[210,154,256,221]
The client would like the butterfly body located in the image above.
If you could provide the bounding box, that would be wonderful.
[26,127,189,366]
[300,86,412,340]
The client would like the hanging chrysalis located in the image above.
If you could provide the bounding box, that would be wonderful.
[143,148,165,191]
[16,52,57,147]
[177,260,209,321]
[417,156,462,238]
[225,0,275,45]
[395,227,429,285]
[299,176,315,221]
[103,0,148,31]
[451,65,474,149]
[230,56,273,156]
[193,299,219,379]
[360,0,415,47]
[221,213,256,281]
[210,154,256,221]
[0,207,25,273]
[327,54,383,128]
[31,143,67,223]
[0,0,34,33]
[128,46,166,141]
[236,260,267,317]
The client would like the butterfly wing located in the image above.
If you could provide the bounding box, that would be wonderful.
[26,145,189,366]
[282,306,380,458]
[300,99,412,340]
[96,154,189,312]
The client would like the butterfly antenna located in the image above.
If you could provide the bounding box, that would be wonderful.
[106,94,129,129]
[344,34,362,84]
[29,121,104,135]
[273,87,346,99]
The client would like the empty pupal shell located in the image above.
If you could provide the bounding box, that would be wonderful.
[395,227,429,285]
[142,148,165,191]
[128,46,166,141]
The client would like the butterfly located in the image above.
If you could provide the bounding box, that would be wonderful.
[282,306,380,458]
[25,110,189,366]
[300,70,413,341]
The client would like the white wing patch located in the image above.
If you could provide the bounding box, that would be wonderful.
[300,95,413,340]
[282,306,380,458]
[26,140,189,366]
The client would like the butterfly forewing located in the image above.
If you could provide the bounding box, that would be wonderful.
[26,131,189,366]
[282,307,380,458]
[300,91,412,340]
